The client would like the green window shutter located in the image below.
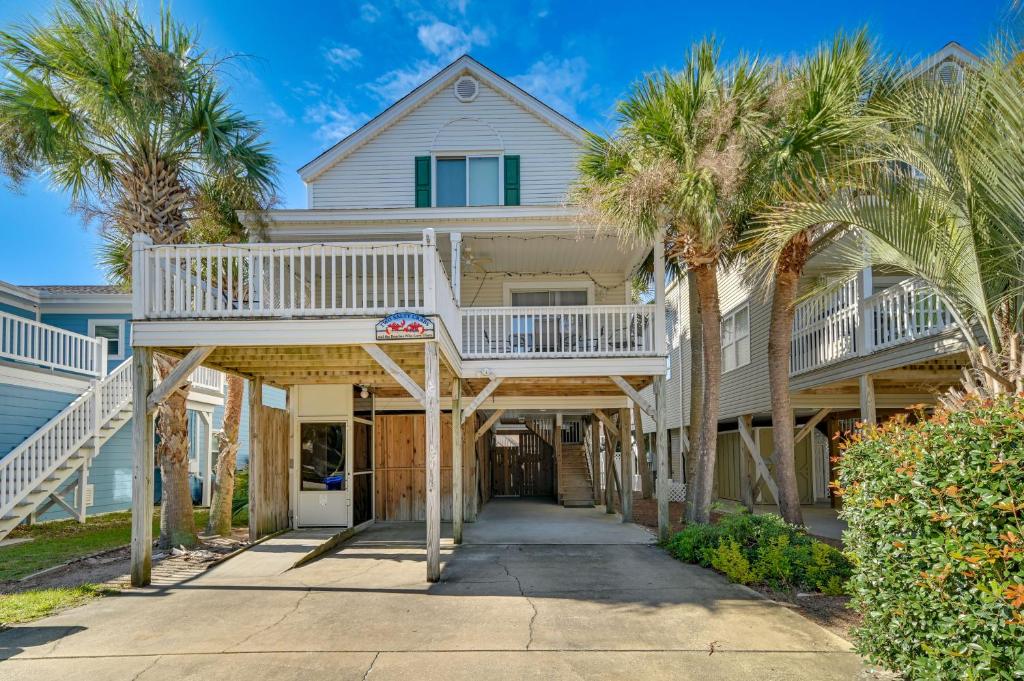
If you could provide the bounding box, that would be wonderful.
[415,156,431,207]
[503,155,520,206]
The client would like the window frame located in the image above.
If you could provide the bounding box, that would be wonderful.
[87,318,126,360]
[502,281,594,307]
[431,151,504,207]
[720,302,750,374]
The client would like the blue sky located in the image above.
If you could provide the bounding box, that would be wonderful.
[0,0,1011,285]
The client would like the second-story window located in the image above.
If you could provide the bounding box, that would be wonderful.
[721,304,750,373]
[436,156,499,206]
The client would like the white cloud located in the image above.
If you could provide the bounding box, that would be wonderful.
[265,102,295,126]
[360,3,381,22]
[416,21,489,61]
[512,56,592,119]
[324,43,362,70]
[445,0,470,14]
[303,98,370,143]
[366,60,441,104]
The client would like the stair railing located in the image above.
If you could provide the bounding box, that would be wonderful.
[0,358,133,520]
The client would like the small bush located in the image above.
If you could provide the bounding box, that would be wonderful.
[664,511,851,594]
[840,396,1024,679]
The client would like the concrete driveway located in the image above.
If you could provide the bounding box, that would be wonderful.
[0,499,864,680]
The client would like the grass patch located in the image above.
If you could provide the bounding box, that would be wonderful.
[0,508,213,582]
[0,584,117,625]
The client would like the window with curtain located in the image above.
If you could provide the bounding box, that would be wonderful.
[435,156,499,206]
[721,304,750,372]
[510,289,588,306]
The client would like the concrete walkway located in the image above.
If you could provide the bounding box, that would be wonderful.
[0,499,864,680]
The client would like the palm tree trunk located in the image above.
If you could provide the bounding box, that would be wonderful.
[207,375,244,536]
[154,355,197,549]
[690,262,722,525]
[685,269,703,523]
[768,266,804,526]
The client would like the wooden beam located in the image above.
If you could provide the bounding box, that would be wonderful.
[738,416,754,511]
[654,376,669,542]
[554,413,563,504]
[610,375,654,418]
[859,374,877,424]
[200,411,214,507]
[48,492,78,518]
[737,415,780,505]
[424,341,441,583]
[590,418,601,502]
[452,379,463,545]
[130,347,155,587]
[475,409,506,441]
[461,378,504,423]
[619,407,632,523]
[604,414,617,514]
[633,401,652,499]
[593,409,619,439]
[795,408,831,444]
[146,346,215,414]
[362,343,425,407]
[248,377,263,541]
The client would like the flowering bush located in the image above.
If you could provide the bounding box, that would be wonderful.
[839,396,1024,679]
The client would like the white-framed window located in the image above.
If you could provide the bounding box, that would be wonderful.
[721,303,750,373]
[88,319,126,360]
[435,155,501,206]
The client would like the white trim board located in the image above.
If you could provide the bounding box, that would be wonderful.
[88,318,127,360]
[0,362,92,395]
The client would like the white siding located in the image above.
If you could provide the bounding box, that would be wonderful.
[718,263,772,419]
[308,77,582,209]
[460,271,626,307]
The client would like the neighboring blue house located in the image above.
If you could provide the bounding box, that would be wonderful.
[0,280,235,537]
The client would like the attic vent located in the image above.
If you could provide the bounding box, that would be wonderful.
[454,76,479,102]
[936,61,963,85]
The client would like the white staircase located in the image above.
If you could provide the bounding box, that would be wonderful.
[0,359,133,540]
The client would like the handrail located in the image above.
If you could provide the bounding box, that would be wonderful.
[0,311,104,377]
[790,276,958,375]
[0,358,132,518]
[461,304,656,359]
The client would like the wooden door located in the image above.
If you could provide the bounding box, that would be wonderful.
[490,431,553,497]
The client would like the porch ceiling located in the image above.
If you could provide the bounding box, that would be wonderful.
[161,344,653,400]
[461,231,646,275]
[792,353,968,407]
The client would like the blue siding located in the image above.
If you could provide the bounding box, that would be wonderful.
[0,301,36,319]
[39,313,132,373]
[0,383,77,457]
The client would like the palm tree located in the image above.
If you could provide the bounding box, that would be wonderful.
[743,31,888,525]
[0,1,276,547]
[755,41,1024,396]
[576,39,775,523]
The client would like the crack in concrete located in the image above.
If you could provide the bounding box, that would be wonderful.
[361,651,380,680]
[493,551,539,651]
[130,654,161,680]
[229,584,313,651]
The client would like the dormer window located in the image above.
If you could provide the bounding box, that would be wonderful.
[436,156,499,206]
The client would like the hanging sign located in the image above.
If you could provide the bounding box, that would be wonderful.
[375,312,435,340]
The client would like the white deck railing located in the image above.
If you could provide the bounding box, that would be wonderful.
[189,366,225,393]
[460,304,656,359]
[135,240,430,319]
[0,311,105,377]
[0,358,132,519]
[791,276,957,375]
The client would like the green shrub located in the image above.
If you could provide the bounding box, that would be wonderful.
[709,538,758,585]
[664,511,852,594]
[839,396,1024,679]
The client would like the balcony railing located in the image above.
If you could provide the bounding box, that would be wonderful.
[461,305,656,359]
[0,311,105,377]
[189,366,225,393]
[791,276,957,375]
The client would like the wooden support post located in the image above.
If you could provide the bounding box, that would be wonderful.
[859,374,876,425]
[450,232,462,304]
[424,341,441,582]
[201,411,214,507]
[738,415,755,511]
[248,378,263,540]
[593,409,619,438]
[76,460,89,523]
[130,347,155,587]
[634,401,652,499]
[452,378,463,545]
[554,413,563,503]
[590,418,601,502]
[619,407,632,522]
[604,414,617,514]
[654,376,669,542]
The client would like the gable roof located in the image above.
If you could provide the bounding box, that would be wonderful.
[910,41,982,78]
[298,54,590,182]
